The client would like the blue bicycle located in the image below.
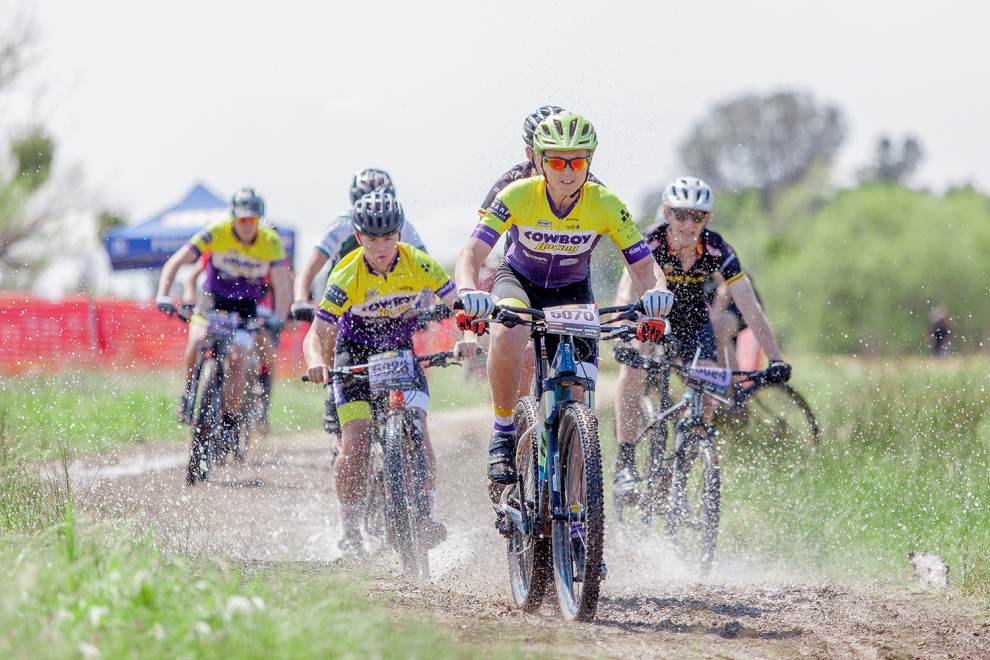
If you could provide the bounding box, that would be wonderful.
[480,302,641,622]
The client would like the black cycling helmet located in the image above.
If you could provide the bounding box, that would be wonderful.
[349,168,395,204]
[231,186,265,218]
[352,191,404,237]
[522,105,567,149]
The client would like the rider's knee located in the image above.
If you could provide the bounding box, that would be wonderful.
[337,402,371,446]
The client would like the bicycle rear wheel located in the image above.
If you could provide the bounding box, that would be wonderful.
[744,383,820,451]
[382,412,429,578]
[505,396,551,612]
[188,358,221,485]
[666,428,720,573]
[552,402,605,622]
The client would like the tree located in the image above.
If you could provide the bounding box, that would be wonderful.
[678,91,846,210]
[759,184,990,355]
[0,18,70,289]
[857,135,924,184]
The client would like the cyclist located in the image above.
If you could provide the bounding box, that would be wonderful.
[181,253,283,433]
[454,112,674,486]
[156,187,291,449]
[292,168,426,435]
[476,105,608,398]
[302,192,464,558]
[611,177,790,492]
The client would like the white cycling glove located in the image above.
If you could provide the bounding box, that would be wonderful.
[641,288,674,318]
[458,289,495,318]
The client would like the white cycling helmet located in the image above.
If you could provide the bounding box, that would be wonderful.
[660,177,714,213]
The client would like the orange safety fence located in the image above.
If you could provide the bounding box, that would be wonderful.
[0,293,456,376]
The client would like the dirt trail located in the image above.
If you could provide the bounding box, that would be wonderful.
[69,404,990,658]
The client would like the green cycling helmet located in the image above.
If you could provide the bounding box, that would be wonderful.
[532,112,598,154]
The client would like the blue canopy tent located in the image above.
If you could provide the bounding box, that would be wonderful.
[104,182,296,270]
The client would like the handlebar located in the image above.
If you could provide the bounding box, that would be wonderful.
[614,344,780,391]
[163,304,269,332]
[474,303,644,338]
[301,351,459,383]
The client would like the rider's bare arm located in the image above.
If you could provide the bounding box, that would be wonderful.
[303,316,339,383]
[270,264,292,321]
[156,243,199,299]
[293,248,330,302]
[180,258,206,305]
[727,274,783,362]
[627,253,666,298]
[613,268,635,306]
[454,237,492,292]
[711,282,731,314]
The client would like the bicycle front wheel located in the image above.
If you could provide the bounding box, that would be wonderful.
[364,435,387,552]
[666,428,720,574]
[744,383,821,451]
[382,413,429,578]
[188,358,221,485]
[505,396,551,612]
[552,402,605,622]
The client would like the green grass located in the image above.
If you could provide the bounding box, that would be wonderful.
[600,355,990,586]
[719,357,990,582]
[0,366,486,460]
[0,430,491,659]
[0,521,479,659]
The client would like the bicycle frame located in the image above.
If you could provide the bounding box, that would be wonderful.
[498,306,636,539]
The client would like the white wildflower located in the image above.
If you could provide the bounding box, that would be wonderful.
[78,642,101,659]
[88,606,109,627]
[224,595,254,621]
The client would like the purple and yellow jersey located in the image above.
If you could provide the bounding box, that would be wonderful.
[317,243,455,350]
[472,177,649,289]
[189,219,287,301]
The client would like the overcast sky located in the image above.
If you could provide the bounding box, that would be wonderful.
[5,0,989,263]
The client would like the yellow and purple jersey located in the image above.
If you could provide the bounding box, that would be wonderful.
[472,177,649,289]
[317,243,454,350]
[189,219,286,302]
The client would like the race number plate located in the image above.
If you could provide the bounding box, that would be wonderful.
[368,350,417,392]
[206,311,239,339]
[544,304,600,339]
[688,365,733,392]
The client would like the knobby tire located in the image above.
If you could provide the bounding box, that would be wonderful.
[553,402,605,622]
[506,396,551,611]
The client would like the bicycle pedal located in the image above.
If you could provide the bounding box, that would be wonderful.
[599,561,608,581]
[494,513,514,538]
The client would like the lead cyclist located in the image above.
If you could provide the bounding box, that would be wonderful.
[454,111,674,491]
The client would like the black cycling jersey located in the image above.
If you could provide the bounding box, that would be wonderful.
[645,223,744,337]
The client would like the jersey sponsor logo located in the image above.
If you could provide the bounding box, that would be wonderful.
[486,199,511,223]
[352,292,419,317]
[665,273,707,285]
[619,208,632,223]
[622,242,649,261]
[325,284,348,307]
[520,229,596,254]
[213,251,270,279]
[537,220,552,227]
